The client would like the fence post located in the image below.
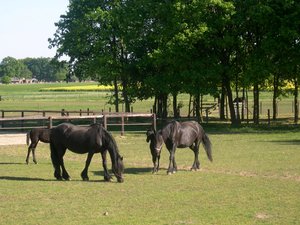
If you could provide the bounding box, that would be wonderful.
[267,109,270,126]
[48,116,53,128]
[1,110,3,128]
[206,109,209,123]
[104,115,107,129]
[152,113,157,130]
[121,115,125,136]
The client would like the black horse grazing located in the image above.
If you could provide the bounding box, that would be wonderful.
[151,120,212,174]
[146,129,163,173]
[50,123,124,183]
[26,128,51,164]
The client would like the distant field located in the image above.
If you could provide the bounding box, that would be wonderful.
[0,82,297,122]
[0,130,299,224]
[0,82,153,113]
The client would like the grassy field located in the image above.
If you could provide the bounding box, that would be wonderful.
[0,82,297,121]
[0,129,300,225]
[0,82,154,113]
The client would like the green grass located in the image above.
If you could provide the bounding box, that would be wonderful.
[1,130,299,224]
[0,83,297,121]
[0,82,154,113]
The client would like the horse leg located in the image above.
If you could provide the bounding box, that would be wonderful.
[58,149,70,180]
[26,147,31,164]
[81,151,94,181]
[172,154,177,173]
[50,144,68,180]
[190,143,200,171]
[167,146,176,175]
[60,159,71,180]
[157,155,161,172]
[32,147,37,164]
[51,150,62,180]
[152,155,158,174]
[101,150,112,181]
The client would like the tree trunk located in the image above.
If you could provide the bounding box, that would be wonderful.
[220,82,226,120]
[224,74,238,125]
[122,78,130,112]
[153,96,157,114]
[241,88,245,121]
[157,94,163,118]
[253,84,259,124]
[195,93,202,122]
[173,93,178,118]
[235,74,241,124]
[113,76,119,112]
[162,94,168,119]
[188,94,192,118]
[294,77,299,124]
[272,74,279,120]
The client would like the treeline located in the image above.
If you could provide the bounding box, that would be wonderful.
[0,57,69,83]
[49,0,300,125]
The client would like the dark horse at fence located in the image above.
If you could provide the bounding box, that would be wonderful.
[50,123,124,183]
[26,128,51,164]
[146,129,163,173]
[149,120,212,174]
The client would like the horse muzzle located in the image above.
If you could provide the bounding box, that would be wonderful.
[117,176,124,183]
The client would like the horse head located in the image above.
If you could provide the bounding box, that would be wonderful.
[112,155,124,183]
[146,129,164,156]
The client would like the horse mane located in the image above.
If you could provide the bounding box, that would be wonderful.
[102,127,121,156]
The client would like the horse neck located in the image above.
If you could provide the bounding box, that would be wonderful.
[104,132,120,165]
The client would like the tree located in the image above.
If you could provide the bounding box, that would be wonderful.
[0,56,32,80]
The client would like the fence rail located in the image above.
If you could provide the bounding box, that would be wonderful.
[0,111,156,135]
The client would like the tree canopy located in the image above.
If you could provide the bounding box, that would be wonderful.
[0,57,68,83]
[49,0,300,124]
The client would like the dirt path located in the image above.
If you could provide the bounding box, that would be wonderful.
[0,133,27,145]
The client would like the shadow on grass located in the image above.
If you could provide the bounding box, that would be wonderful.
[0,175,110,183]
[0,162,25,165]
[270,139,300,145]
[0,176,53,181]
[92,167,153,176]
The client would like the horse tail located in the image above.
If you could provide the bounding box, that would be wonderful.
[202,133,213,162]
[26,131,30,146]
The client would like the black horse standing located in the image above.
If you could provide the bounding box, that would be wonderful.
[26,128,51,164]
[50,123,124,183]
[146,129,163,173]
[150,120,212,174]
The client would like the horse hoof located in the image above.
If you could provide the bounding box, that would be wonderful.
[82,177,89,181]
[172,170,176,174]
[167,172,172,175]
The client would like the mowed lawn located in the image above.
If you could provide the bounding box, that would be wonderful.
[0,130,300,225]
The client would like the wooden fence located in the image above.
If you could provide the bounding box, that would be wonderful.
[0,110,156,135]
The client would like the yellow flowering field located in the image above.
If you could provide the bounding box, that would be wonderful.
[40,84,115,91]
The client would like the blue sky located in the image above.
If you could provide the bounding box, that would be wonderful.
[0,0,69,62]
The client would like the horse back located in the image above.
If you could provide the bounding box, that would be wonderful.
[51,123,102,154]
[164,121,202,147]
